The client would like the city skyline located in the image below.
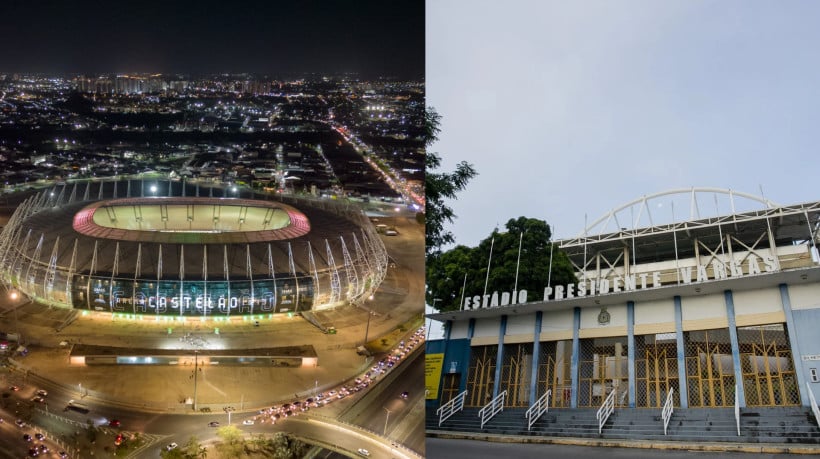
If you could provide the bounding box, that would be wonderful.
[0,0,424,79]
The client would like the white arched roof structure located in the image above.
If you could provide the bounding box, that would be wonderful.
[579,187,779,237]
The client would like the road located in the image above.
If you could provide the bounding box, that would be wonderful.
[0,335,425,458]
[426,437,809,459]
[342,349,425,453]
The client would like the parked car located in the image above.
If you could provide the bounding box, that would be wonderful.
[166,442,178,450]
[357,449,371,457]
[208,421,220,427]
[242,419,254,425]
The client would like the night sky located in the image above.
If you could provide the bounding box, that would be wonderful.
[0,0,424,79]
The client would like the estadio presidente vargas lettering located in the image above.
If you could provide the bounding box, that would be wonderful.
[462,254,778,310]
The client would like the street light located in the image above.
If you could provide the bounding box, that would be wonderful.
[363,309,375,346]
[362,295,376,346]
[223,405,235,425]
[383,407,392,436]
[192,350,199,412]
[428,298,442,338]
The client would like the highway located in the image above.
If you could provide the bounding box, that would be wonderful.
[0,339,424,458]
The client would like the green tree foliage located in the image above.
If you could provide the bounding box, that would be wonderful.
[204,430,309,459]
[426,217,577,312]
[184,435,208,459]
[424,107,477,257]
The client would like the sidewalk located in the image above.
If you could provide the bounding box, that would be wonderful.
[426,430,820,455]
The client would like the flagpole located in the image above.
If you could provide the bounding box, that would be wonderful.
[672,201,680,284]
[459,273,468,310]
[483,237,494,298]
[513,231,523,293]
[547,226,554,289]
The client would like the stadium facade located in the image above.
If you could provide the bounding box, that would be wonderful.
[0,179,387,318]
[427,189,820,416]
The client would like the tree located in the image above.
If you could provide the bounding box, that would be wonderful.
[424,107,477,257]
[426,217,577,312]
[183,435,208,459]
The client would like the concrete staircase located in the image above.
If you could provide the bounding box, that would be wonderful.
[426,405,820,444]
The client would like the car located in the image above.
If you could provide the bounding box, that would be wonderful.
[401,391,409,399]
[357,448,371,457]
[108,419,121,427]
[37,444,48,453]
[31,396,45,403]
[59,452,68,459]
[35,389,47,397]
[9,385,19,391]
[35,433,45,441]
[166,442,178,451]
[23,433,32,441]
[16,419,25,427]
[114,434,123,446]
[242,419,254,425]
[27,448,39,457]
[208,421,220,427]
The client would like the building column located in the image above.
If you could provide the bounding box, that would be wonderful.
[724,290,746,408]
[529,311,542,406]
[438,319,453,401]
[779,284,810,406]
[627,301,636,408]
[674,296,689,408]
[459,319,475,394]
[493,315,507,399]
[571,307,581,408]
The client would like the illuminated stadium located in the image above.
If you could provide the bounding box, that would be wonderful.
[0,179,387,317]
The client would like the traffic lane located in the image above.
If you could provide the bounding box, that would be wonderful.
[348,350,423,436]
[0,413,65,459]
[271,416,403,459]
[426,437,805,459]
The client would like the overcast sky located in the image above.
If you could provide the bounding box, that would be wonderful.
[427,0,820,248]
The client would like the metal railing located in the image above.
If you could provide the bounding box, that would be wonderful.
[807,381,820,429]
[734,384,740,436]
[479,390,507,429]
[436,390,467,427]
[525,389,551,431]
[661,387,675,435]
[596,389,616,434]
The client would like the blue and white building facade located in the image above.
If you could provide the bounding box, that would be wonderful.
[427,189,820,414]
